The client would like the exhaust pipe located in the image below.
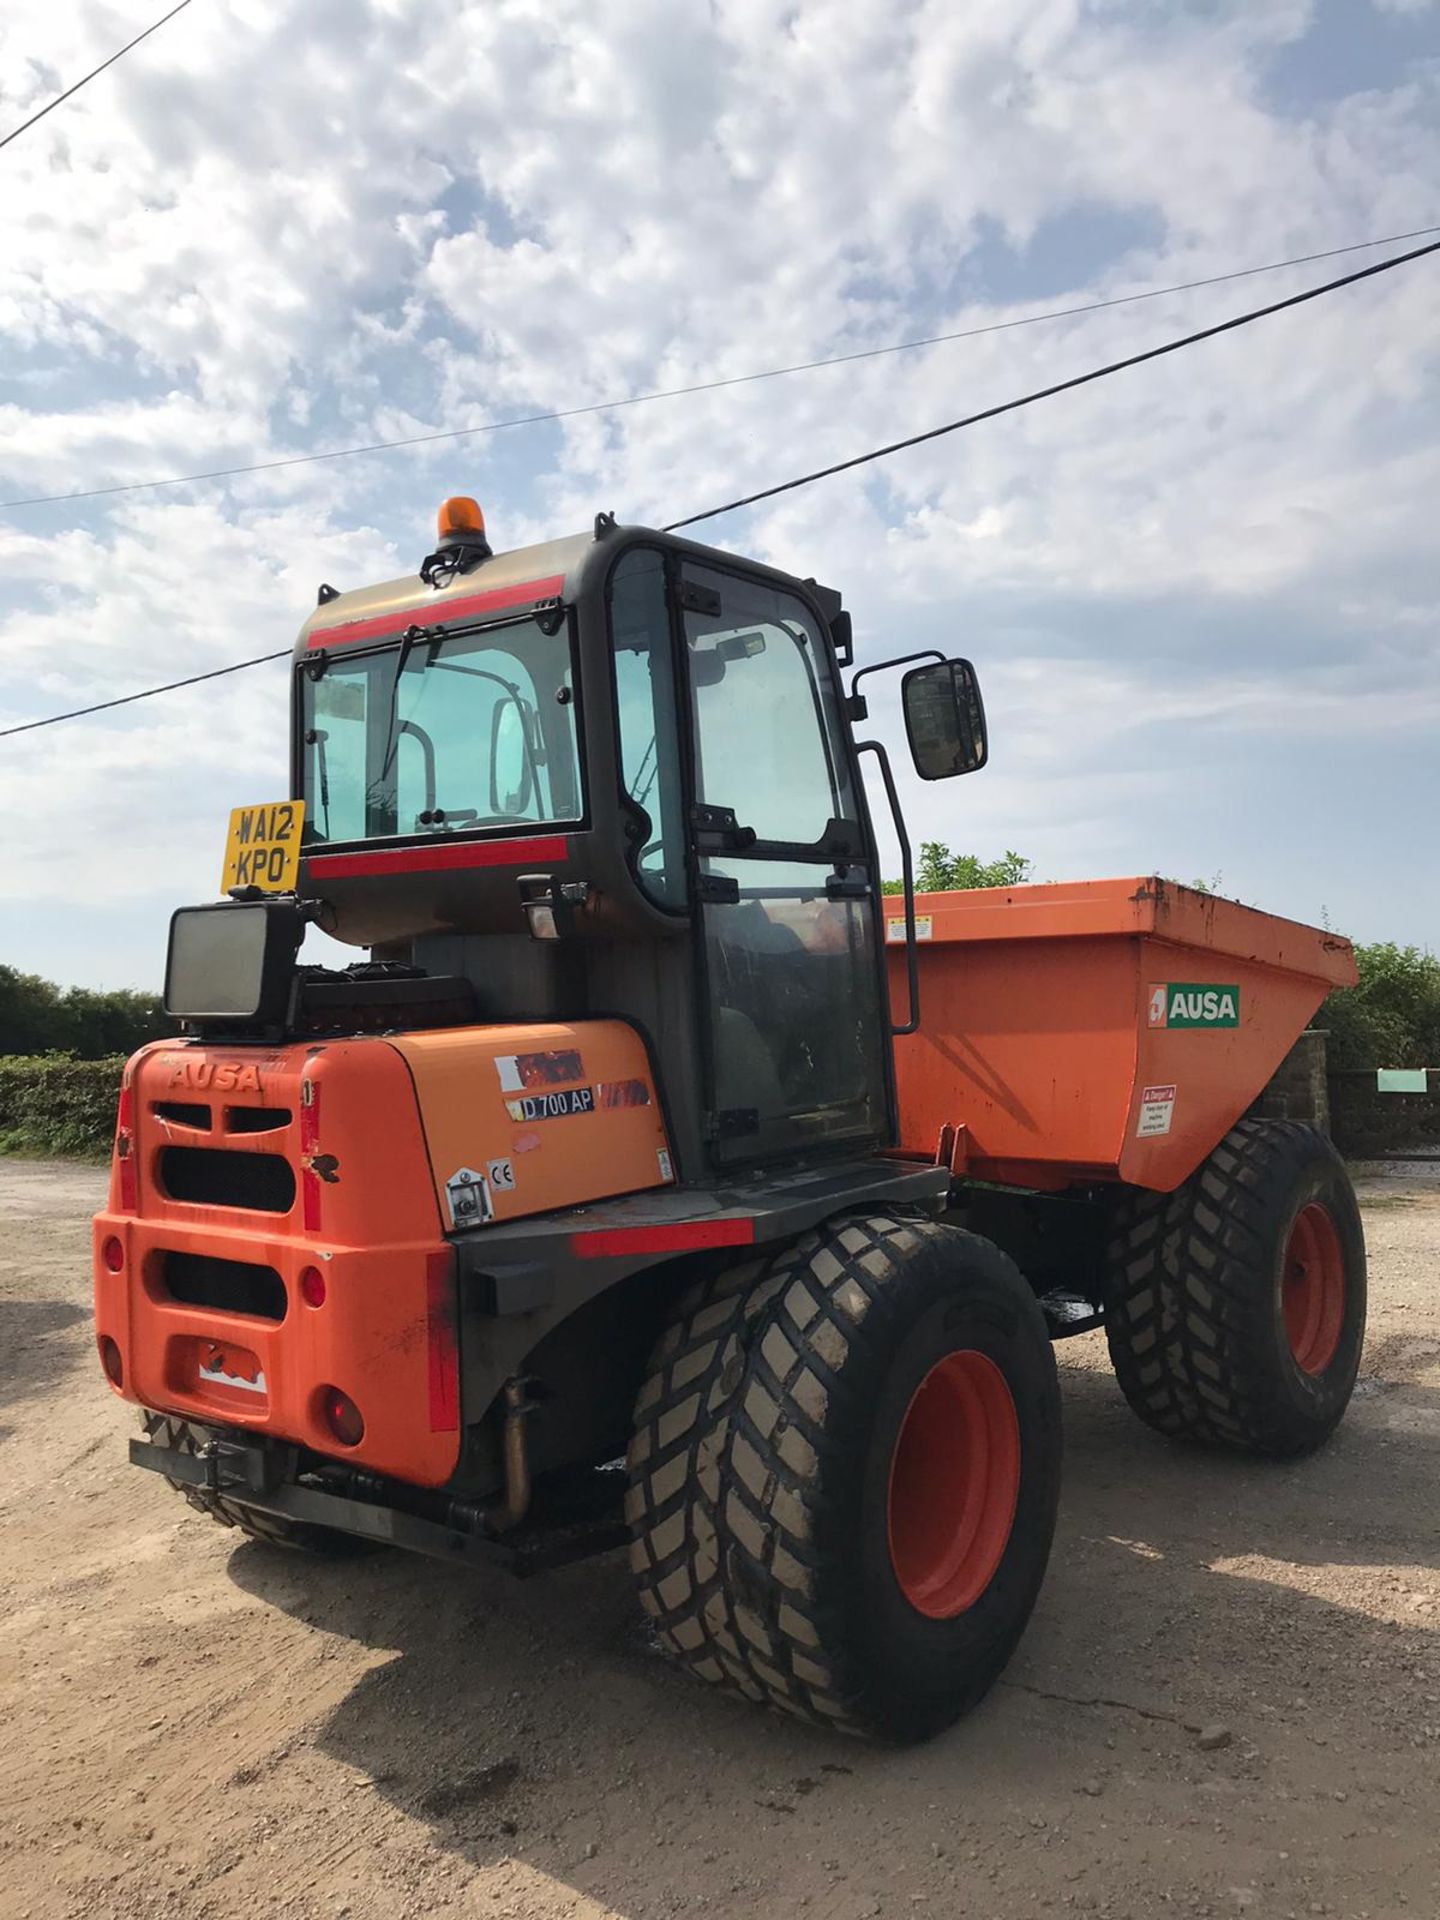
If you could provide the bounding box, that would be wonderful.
[486,1376,533,1533]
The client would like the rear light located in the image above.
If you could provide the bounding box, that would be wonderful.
[99,1336,124,1389]
[101,1236,125,1273]
[299,1265,327,1308]
[321,1387,364,1447]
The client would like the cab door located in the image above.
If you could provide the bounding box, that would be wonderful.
[678,562,890,1165]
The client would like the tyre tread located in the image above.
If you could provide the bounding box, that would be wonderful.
[1103,1118,1362,1456]
[627,1213,1031,1734]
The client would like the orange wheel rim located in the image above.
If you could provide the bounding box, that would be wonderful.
[886,1349,1021,1618]
[1282,1202,1345,1375]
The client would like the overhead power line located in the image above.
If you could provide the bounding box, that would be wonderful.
[0,651,287,739]
[664,236,1440,531]
[3,232,1438,742]
[0,0,196,154]
[3,222,1438,512]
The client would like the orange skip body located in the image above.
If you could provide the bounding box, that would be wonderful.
[884,876,1356,1194]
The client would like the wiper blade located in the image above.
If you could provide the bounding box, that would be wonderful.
[376,623,433,788]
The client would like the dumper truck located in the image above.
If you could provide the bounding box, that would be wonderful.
[94,499,1365,1741]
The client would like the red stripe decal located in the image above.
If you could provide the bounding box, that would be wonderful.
[426,1252,460,1432]
[300,1079,322,1232]
[306,834,567,881]
[307,574,567,651]
[571,1219,756,1260]
[116,1080,137,1212]
[118,1140,137,1213]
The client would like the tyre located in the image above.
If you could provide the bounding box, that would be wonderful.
[143,1414,377,1557]
[625,1213,1062,1742]
[1102,1118,1366,1457]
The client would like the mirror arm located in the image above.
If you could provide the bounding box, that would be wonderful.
[856,740,920,1038]
[847,648,945,720]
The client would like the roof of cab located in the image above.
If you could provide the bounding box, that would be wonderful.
[295,529,596,655]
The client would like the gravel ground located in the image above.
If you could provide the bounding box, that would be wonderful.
[2,1157,1438,1920]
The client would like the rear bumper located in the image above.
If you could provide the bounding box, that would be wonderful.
[129,1428,625,1575]
[95,1214,459,1488]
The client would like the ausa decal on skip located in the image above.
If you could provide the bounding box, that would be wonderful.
[1148,982,1241,1029]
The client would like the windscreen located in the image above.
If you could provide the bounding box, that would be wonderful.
[300,616,582,844]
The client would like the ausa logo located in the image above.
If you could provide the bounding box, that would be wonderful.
[1148,983,1240,1030]
[166,1057,263,1092]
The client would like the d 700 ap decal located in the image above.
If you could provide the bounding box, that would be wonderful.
[504,1086,596,1122]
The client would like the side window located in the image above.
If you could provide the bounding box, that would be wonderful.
[683,566,851,847]
[610,549,687,909]
[307,674,369,844]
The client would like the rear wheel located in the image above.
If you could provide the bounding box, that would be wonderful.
[1102,1119,1366,1457]
[626,1214,1061,1742]
[144,1414,377,1557]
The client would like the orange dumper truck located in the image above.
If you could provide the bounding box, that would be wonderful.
[94,500,1363,1741]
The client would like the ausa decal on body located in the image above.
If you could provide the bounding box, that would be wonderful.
[1148,983,1241,1030]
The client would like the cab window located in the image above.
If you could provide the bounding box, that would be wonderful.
[683,567,854,847]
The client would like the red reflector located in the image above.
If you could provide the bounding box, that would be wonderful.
[101,1236,125,1274]
[99,1336,124,1390]
[426,1251,459,1433]
[305,834,568,882]
[322,1387,364,1448]
[299,1265,327,1308]
[570,1219,756,1259]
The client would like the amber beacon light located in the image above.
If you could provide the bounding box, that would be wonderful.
[437,495,485,540]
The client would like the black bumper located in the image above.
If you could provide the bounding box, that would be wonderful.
[129,1434,625,1575]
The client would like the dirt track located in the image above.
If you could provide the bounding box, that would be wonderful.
[3,1159,1439,1920]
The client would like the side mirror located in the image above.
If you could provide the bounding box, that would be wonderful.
[901,658,988,780]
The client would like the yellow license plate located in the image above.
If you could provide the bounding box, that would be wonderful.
[220,800,306,894]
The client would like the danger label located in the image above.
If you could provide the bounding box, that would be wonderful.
[1148,983,1239,1029]
[886,915,933,943]
[1136,1085,1177,1138]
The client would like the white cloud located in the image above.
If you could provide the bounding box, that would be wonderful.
[1,0,1438,980]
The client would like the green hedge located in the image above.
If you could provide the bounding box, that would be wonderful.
[0,1054,124,1158]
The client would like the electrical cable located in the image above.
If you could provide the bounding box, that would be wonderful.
[3,223,1438,512]
[0,651,287,738]
[0,0,196,154]
[3,232,1437,740]
[662,235,1440,531]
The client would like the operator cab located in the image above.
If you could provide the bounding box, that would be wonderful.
[192,503,986,1184]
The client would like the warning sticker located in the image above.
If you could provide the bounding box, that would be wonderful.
[597,1078,651,1109]
[886,915,933,943]
[504,1086,595,1123]
[1136,1085,1177,1138]
[495,1049,584,1092]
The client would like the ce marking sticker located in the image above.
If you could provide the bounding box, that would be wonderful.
[487,1158,516,1191]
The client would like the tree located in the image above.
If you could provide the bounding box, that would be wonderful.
[0,964,171,1059]
[1321,942,1440,1069]
[882,846,1033,895]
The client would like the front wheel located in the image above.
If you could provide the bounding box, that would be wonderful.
[626,1214,1062,1742]
[1102,1119,1367,1457]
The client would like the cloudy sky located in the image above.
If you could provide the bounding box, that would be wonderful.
[1,0,1437,990]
